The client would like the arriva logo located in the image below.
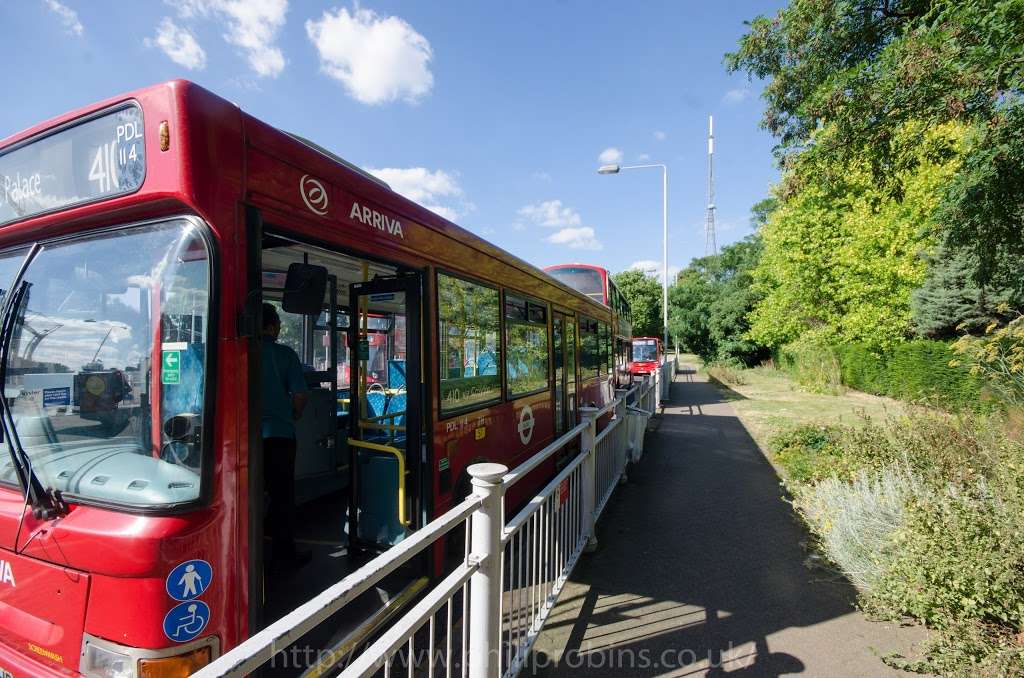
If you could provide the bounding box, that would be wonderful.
[349,202,405,239]
[0,560,15,587]
[300,175,329,216]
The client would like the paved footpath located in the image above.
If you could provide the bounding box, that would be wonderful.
[530,367,924,677]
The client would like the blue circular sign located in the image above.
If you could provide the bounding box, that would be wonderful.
[166,559,212,601]
[162,600,210,643]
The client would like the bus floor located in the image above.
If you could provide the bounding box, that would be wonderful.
[260,491,426,677]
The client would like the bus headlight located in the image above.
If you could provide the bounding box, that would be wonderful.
[82,634,217,678]
[81,642,133,678]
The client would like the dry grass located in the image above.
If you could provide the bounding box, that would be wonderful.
[687,357,905,451]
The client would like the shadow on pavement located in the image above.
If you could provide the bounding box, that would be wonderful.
[530,373,910,677]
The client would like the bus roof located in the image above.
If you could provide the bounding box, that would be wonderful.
[0,79,608,316]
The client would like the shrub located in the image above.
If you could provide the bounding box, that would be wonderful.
[869,481,1024,629]
[953,314,1024,408]
[770,425,847,483]
[773,412,1024,675]
[794,468,919,591]
[792,339,987,410]
[706,358,747,386]
[835,343,890,394]
[887,340,986,408]
[777,340,843,393]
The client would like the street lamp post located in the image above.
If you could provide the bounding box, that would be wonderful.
[598,163,669,350]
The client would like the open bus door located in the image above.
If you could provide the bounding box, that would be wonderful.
[347,274,423,551]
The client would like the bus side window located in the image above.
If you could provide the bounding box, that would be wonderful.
[505,295,548,398]
[437,273,501,415]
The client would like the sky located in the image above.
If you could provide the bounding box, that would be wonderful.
[1,0,784,279]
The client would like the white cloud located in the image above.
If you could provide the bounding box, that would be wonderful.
[517,200,582,228]
[146,18,207,70]
[172,0,287,77]
[598,147,623,164]
[44,0,83,36]
[306,6,433,105]
[629,259,681,280]
[637,153,651,162]
[723,87,752,105]
[547,227,602,250]
[532,171,552,183]
[519,199,602,248]
[653,130,667,141]
[367,167,465,220]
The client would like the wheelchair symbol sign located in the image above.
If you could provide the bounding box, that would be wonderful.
[166,559,212,601]
[163,600,210,643]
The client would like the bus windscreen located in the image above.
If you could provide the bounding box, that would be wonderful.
[547,267,604,302]
[0,104,145,225]
[633,340,658,362]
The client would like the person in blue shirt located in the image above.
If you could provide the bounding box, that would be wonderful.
[261,303,310,569]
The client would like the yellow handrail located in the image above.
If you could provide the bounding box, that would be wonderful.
[347,438,409,526]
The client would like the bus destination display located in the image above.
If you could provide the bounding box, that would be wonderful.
[0,105,145,225]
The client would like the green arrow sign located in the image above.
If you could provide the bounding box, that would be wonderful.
[162,350,181,385]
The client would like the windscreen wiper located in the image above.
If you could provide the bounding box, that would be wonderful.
[0,244,63,519]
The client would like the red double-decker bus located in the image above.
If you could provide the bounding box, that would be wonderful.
[543,264,632,388]
[0,80,620,677]
[630,337,662,377]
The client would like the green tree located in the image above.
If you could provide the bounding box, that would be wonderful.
[911,244,1022,338]
[612,269,663,338]
[726,0,1024,288]
[669,235,769,365]
[748,123,962,350]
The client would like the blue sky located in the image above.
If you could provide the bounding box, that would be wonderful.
[2,0,783,278]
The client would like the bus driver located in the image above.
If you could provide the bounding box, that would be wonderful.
[261,303,311,571]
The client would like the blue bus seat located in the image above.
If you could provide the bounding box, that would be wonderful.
[388,360,407,390]
[365,391,386,419]
[384,392,407,443]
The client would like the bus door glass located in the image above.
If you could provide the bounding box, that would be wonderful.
[565,317,577,429]
[552,314,565,436]
[348,275,422,549]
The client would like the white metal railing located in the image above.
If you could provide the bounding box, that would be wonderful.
[195,364,669,678]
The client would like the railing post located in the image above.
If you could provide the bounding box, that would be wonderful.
[468,462,508,678]
[661,360,670,401]
[579,407,599,553]
[652,367,659,411]
[613,391,628,484]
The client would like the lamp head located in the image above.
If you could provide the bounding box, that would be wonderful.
[597,164,621,175]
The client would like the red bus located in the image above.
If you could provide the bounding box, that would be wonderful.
[0,80,620,677]
[630,337,662,377]
[543,264,632,388]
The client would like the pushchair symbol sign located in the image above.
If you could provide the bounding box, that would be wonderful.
[163,600,210,643]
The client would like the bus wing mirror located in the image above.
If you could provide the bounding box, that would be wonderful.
[282,263,327,315]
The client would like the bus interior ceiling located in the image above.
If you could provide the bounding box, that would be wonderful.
[258,239,419,628]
